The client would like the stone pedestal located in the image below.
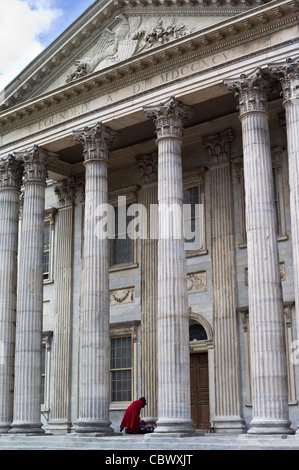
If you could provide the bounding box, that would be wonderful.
[225,68,292,435]
[203,130,245,433]
[73,123,118,434]
[10,146,54,434]
[144,96,194,434]
[0,156,23,433]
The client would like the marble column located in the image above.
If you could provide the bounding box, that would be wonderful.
[144,96,194,434]
[47,178,76,434]
[224,68,292,434]
[10,146,55,434]
[73,122,118,434]
[203,129,245,433]
[0,155,23,433]
[136,153,158,427]
[269,58,299,434]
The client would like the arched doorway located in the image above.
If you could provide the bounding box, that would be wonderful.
[189,316,213,431]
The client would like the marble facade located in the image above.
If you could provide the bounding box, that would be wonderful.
[1,0,299,438]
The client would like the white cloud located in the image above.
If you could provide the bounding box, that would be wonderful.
[0,0,63,92]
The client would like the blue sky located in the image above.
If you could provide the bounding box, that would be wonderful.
[0,0,96,91]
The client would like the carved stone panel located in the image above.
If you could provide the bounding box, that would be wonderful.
[187,272,207,294]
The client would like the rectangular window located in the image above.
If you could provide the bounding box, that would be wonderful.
[183,185,199,239]
[43,222,50,281]
[110,205,134,266]
[110,336,132,402]
[41,343,46,408]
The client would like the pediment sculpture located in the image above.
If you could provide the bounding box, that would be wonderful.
[66,14,189,83]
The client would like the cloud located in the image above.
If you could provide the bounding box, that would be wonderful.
[0,0,63,92]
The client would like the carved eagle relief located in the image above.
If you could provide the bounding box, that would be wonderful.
[66,15,188,83]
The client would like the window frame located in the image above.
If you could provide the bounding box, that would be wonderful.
[183,168,207,257]
[109,322,139,407]
[43,209,56,283]
[108,186,139,272]
[41,331,53,411]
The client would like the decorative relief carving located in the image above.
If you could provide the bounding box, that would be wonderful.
[187,271,207,293]
[144,96,193,141]
[136,153,158,184]
[109,287,135,305]
[0,154,23,190]
[224,67,274,116]
[73,122,119,164]
[269,56,299,103]
[202,128,234,166]
[66,15,190,83]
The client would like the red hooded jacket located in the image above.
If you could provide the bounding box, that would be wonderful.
[120,400,144,434]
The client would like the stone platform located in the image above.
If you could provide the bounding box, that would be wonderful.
[0,433,299,451]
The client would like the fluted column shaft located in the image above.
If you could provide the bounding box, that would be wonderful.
[11,146,54,434]
[0,156,23,433]
[73,123,118,434]
[144,96,194,433]
[204,130,245,433]
[47,179,76,434]
[137,173,158,425]
[269,58,299,433]
[225,68,292,434]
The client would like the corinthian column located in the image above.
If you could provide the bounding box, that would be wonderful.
[47,178,76,434]
[144,96,194,434]
[0,155,23,433]
[11,146,55,434]
[203,129,245,433]
[269,58,299,433]
[73,122,118,434]
[224,68,292,435]
[136,153,158,427]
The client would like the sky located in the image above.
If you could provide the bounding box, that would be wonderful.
[0,0,96,91]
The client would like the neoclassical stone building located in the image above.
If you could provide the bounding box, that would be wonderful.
[0,0,299,437]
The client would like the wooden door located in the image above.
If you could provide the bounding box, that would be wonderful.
[190,352,210,429]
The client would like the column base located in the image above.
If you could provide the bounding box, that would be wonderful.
[247,419,294,435]
[213,417,247,434]
[74,419,114,436]
[47,419,72,435]
[0,423,11,434]
[153,419,195,435]
[9,422,45,435]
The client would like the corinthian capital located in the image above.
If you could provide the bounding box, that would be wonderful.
[0,154,23,191]
[73,122,119,164]
[202,129,234,166]
[144,96,193,141]
[268,56,299,103]
[22,145,56,184]
[54,178,76,207]
[224,67,273,117]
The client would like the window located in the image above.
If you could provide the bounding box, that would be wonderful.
[183,168,207,256]
[41,331,52,410]
[43,222,50,281]
[110,336,132,403]
[43,209,56,282]
[108,186,139,270]
[110,205,134,267]
[189,324,208,342]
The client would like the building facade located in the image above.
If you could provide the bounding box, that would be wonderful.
[0,0,299,436]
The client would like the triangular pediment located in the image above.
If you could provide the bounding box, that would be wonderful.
[0,0,268,110]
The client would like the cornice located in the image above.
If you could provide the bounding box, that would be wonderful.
[0,0,298,133]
